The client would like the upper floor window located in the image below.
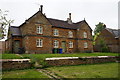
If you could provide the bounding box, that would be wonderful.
[84,42,88,48]
[36,39,43,47]
[37,26,43,34]
[69,41,73,48]
[68,31,73,38]
[54,29,59,36]
[83,32,87,38]
[54,40,59,48]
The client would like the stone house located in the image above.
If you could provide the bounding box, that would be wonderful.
[94,28,120,53]
[5,5,93,54]
[0,41,5,54]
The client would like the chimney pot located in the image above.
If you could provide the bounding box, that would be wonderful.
[40,5,43,13]
[67,13,72,24]
[69,13,71,20]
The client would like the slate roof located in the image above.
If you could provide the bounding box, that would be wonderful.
[10,11,92,36]
[106,28,120,38]
[48,18,85,29]
[10,26,21,36]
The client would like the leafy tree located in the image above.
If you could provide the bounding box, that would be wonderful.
[0,9,14,39]
[93,22,106,45]
[98,38,109,52]
[94,22,106,35]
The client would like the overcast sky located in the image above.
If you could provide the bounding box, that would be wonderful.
[0,0,119,31]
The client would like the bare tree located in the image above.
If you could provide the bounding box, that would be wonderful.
[0,9,14,39]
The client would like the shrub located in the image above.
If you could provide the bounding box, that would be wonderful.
[4,51,12,54]
[101,46,109,52]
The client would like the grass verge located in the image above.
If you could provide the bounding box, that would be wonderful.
[1,54,23,59]
[46,63,119,78]
[2,69,51,79]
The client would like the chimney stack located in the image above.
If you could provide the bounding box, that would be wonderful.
[40,5,43,13]
[67,13,72,24]
[69,13,71,20]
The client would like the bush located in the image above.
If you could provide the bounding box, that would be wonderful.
[101,46,109,52]
[85,50,92,53]
[4,51,12,54]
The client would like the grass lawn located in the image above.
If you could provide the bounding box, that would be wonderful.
[22,53,119,62]
[1,54,23,59]
[1,53,118,59]
[2,69,51,79]
[46,63,119,78]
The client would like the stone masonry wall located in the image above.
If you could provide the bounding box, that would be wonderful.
[1,59,32,70]
[45,56,119,66]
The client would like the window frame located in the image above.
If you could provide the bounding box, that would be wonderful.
[68,31,73,38]
[83,32,87,38]
[36,39,43,47]
[69,41,73,48]
[54,40,59,48]
[54,29,59,36]
[84,42,88,48]
[36,26,43,34]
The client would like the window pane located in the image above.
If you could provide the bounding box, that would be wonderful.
[54,29,59,36]
[69,41,73,48]
[69,31,73,37]
[54,40,59,48]
[37,26,43,34]
[83,32,87,38]
[84,42,88,48]
[36,39,43,47]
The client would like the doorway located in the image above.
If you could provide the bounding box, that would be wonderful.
[62,41,66,53]
[13,40,20,53]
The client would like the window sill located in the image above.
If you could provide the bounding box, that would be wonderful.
[37,33,43,35]
[36,46,43,48]
[54,35,59,36]
[69,47,73,49]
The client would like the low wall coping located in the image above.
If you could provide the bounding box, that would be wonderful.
[0,59,31,62]
[45,57,79,60]
[45,56,117,60]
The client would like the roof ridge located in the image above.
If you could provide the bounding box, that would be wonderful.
[48,18,84,24]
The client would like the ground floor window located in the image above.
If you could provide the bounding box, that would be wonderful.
[36,39,43,47]
[84,42,88,48]
[54,40,59,48]
[69,41,73,48]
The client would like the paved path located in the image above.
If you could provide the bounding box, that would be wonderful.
[37,69,63,80]
[15,54,24,58]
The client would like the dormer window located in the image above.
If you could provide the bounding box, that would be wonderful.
[37,26,43,34]
[54,29,59,36]
[83,32,87,38]
[68,31,73,38]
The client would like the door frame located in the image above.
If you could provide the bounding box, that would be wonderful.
[61,41,66,53]
[13,40,20,53]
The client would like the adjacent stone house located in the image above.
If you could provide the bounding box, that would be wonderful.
[94,28,120,53]
[6,5,93,54]
[0,41,5,54]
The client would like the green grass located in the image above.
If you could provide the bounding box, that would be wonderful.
[1,54,23,59]
[2,69,50,79]
[1,53,118,61]
[46,63,119,78]
[22,52,118,60]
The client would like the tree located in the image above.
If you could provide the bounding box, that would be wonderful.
[0,9,14,40]
[94,22,106,35]
[98,38,109,52]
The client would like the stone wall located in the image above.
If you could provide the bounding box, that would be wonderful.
[1,59,32,70]
[0,41,5,54]
[45,56,119,66]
